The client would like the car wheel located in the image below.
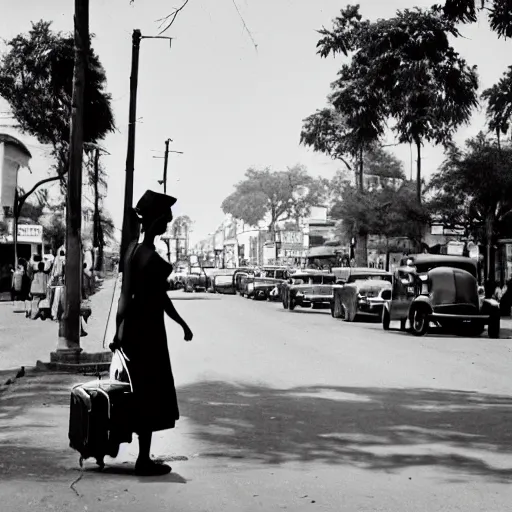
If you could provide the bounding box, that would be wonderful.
[488,313,500,339]
[382,308,390,330]
[410,307,429,336]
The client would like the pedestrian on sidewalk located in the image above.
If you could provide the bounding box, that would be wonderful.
[111,190,193,477]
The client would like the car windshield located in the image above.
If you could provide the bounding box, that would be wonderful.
[348,275,392,283]
[416,261,477,278]
[293,275,335,285]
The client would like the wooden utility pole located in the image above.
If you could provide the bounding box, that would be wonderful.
[57,0,89,351]
[163,139,170,194]
[93,149,100,249]
[119,29,142,272]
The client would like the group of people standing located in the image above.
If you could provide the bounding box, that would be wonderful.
[11,245,96,334]
[11,248,66,321]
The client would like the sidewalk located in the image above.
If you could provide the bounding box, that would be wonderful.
[0,369,193,512]
[0,275,120,373]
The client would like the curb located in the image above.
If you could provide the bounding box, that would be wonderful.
[35,360,111,374]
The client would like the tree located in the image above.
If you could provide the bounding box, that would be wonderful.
[363,146,406,180]
[170,215,193,261]
[435,0,512,38]
[333,182,429,252]
[0,20,115,216]
[317,5,479,203]
[39,210,66,255]
[481,66,512,146]
[429,133,512,280]
[221,166,325,234]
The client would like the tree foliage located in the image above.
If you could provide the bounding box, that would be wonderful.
[221,166,326,231]
[0,21,114,153]
[429,134,512,272]
[170,215,193,239]
[300,107,355,172]
[435,0,512,38]
[481,66,512,143]
[429,134,512,237]
[363,146,406,180]
[316,5,479,202]
[333,182,429,246]
[0,20,115,212]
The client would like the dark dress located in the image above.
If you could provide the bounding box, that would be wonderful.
[117,241,179,433]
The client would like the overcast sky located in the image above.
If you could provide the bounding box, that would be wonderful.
[1,0,510,244]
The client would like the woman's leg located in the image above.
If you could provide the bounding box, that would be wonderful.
[137,431,152,463]
[135,431,172,476]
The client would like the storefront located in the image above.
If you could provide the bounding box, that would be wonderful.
[496,239,512,286]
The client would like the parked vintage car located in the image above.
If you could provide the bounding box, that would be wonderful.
[281,271,337,310]
[242,266,289,300]
[183,266,209,292]
[211,268,253,295]
[381,254,500,338]
[168,265,188,290]
[330,267,392,321]
[234,268,255,295]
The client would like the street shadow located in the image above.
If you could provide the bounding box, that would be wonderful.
[276,308,330,316]
[178,381,512,483]
[0,372,79,482]
[170,296,221,301]
[86,465,188,483]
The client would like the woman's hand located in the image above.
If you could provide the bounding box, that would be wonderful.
[183,324,193,342]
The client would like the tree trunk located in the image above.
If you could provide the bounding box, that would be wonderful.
[355,232,368,267]
[92,149,100,258]
[13,214,18,269]
[354,146,367,266]
[486,210,495,283]
[416,139,422,204]
[358,146,364,192]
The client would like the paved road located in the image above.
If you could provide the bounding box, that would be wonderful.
[2,290,512,511]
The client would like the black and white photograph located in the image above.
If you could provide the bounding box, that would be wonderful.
[1,0,512,510]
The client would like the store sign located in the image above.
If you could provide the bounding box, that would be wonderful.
[446,241,464,256]
[18,225,43,238]
[2,223,43,244]
[281,231,303,244]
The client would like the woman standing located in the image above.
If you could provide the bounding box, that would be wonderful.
[112,190,193,476]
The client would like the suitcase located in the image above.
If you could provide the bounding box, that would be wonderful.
[69,379,133,468]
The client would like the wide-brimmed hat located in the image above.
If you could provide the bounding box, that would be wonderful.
[135,190,177,220]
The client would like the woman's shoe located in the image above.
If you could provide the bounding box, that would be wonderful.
[134,460,172,476]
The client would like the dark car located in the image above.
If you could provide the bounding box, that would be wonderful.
[281,271,337,311]
[183,266,208,292]
[242,266,289,301]
[234,268,255,295]
[330,267,392,321]
[381,254,500,338]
